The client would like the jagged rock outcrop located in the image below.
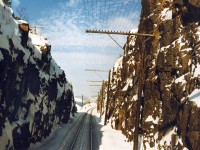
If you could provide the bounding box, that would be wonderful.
[98,0,200,149]
[0,2,74,149]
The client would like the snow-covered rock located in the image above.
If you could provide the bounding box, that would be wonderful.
[0,2,74,149]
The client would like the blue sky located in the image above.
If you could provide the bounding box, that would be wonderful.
[12,0,141,99]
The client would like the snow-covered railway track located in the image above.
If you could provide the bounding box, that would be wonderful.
[69,111,89,150]
[59,108,95,150]
[90,109,93,150]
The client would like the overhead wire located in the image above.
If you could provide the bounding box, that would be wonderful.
[119,0,136,31]
[123,0,141,30]
[111,1,126,31]
[85,0,141,57]
[80,0,142,97]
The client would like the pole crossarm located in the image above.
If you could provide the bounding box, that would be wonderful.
[30,26,45,34]
[30,26,45,28]
[85,69,109,72]
[86,29,154,37]
[87,80,103,82]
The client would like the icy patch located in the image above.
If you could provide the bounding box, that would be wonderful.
[189,89,200,107]
[161,8,172,21]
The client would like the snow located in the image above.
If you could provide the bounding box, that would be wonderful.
[50,59,64,77]
[0,5,19,38]
[161,8,172,21]
[122,78,133,91]
[75,97,83,108]
[29,33,50,48]
[0,34,10,51]
[175,74,186,84]
[114,57,122,70]
[196,26,200,41]
[160,44,170,52]
[76,104,82,110]
[159,127,176,146]
[1,120,17,149]
[188,89,200,107]
[193,64,200,77]
[29,116,81,150]
[57,82,63,99]
[122,84,129,91]
[28,104,133,150]
[42,99,48,115]
[93,109,133,150]
[131,94,138,101]
[16,19,28,24]
[130,28,138,33]
[145,115,159,124]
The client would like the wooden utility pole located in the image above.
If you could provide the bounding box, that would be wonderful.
[97,92,100,112]
[133,37,148,150]
[86,29,154,37]
[82,95,83,107]
[100,81,104,116]
[104,70,111,125]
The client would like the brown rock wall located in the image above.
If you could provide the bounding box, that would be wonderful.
[97,0,200,149]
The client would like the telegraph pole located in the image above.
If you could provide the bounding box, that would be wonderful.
[97,92,100,112]
[82,95,83,107]
[100,80,104,116]
[133,37,150,150]
[104,70,111,125]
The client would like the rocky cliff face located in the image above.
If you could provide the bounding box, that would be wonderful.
[98,0,200,149]
[0,2,74,149]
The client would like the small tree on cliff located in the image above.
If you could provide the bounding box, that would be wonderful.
[3,0,11,7]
